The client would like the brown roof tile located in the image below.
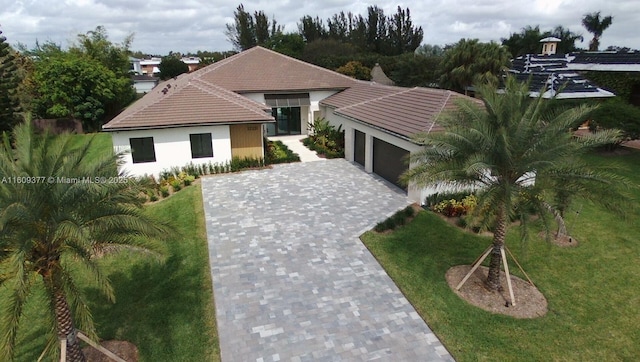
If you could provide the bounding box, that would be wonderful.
[321,82,477,139]
[194,46,357,93]
[103,74,274,131]
[104,46,359,131]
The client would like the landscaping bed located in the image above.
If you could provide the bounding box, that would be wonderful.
[361,150,640,361]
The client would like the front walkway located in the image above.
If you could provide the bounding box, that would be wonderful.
[202,160,453,361]
[269,135,325,162]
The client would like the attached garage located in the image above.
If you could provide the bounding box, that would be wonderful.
[372,138,409,190]
[320,81,478,203]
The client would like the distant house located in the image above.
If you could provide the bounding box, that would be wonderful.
[181,57,202,72]
[139,57,162,76]
[137,57,202,76]
[129,56,142,74]
[509,38,615,99]
[105,47,478,203]
[131,74,159,94]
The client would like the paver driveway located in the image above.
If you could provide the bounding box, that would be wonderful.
[202,159,453,361]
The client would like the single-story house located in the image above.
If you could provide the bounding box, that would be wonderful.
[104,46,477,203]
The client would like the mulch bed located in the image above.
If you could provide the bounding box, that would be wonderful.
[446,265,548,319]
[82,340,138,362]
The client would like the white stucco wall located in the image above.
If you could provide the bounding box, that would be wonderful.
[109,125,232,177]
[323,106,442,204]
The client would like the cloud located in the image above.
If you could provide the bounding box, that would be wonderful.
[1,0,637,54]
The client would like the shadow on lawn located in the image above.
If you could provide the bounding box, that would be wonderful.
[85,250,211,360]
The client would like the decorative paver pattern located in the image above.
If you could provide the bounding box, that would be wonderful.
[202,159,454,361]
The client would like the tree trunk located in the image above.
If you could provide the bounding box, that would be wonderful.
[53,290,86,362]
[486,207,507,291]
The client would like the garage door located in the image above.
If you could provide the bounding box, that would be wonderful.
[354,130,365,166]
[373,138,409,191]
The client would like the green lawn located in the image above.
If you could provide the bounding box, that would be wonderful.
[69,132,115,163]
[361,150,640,361]
[7,133,220,361]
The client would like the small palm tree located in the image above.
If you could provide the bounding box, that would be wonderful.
[402,76,628,292]
[0,122,170,361]
[582,11,613,51]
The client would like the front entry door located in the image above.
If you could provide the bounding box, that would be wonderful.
[269,107,301,136]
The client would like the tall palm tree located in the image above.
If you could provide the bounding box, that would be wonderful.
[402,77,628,291]
[0,122,170,361]
[582,11,613,51]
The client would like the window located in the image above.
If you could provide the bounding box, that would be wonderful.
[190,133,213,158]
[129,137,156,163]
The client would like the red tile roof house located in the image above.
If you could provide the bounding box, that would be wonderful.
[103,46,477,203]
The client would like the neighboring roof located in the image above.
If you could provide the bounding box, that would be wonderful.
[321,82,477,139]
[370,63,395,86]
[140,58,161,65]
[511,54,615,99]
[132,74,159,82]
[566,51,640,71]
[103,73,273,131]
[510,71,615,99]
[540,37,561,43]
[194,46,357,93]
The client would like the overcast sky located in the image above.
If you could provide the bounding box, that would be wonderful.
[1,1,638,55]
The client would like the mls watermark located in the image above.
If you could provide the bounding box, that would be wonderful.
[1,176,134,185]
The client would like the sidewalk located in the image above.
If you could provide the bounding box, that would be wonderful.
[269,135,325,162]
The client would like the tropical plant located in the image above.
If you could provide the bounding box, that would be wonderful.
[589,97,640,140]
[501,25,583,56]
[582,11,613,51]
[0,28,22,133]
[402,76,629,292]
[158,56,189,80]
[335,61,371,80]
[0,122,170,361]
[439,39,511,95]
[305,118,345,158]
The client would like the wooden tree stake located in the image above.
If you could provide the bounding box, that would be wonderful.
[501,246,516,306]
[456,246,492,290]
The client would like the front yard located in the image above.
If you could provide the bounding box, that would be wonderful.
[361,149,640,361]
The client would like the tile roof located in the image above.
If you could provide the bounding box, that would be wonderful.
[321,82,477,139]
[193,46,357,93]
[106,46,358,131]
[103,74,274,131]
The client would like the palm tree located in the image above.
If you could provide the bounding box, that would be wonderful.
[439,39,510,95]
[582,12,613,51]
[0,122,170,361]
[402,76,628,292]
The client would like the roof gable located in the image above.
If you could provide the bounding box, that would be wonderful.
[194,46,357,93]
[103,74,273,131]
[322,82,476,139]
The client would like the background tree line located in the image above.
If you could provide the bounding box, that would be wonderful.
[226,4,423,57]
[1,26,136,132]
